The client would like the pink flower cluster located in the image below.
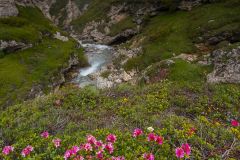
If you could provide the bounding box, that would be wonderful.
[2,146,14,155]
[147,133,164,145]
[231,119,239,127]
[63,133,121,160]
[106,134,117,143]
[132,128,143,137]
[52,138,62,148]
[175,143,191,159]
[21,145,34,157]
[143,153,155,160]
[41,131,49,138]
[64,146,80,160]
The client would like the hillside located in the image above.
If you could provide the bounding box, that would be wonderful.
[0,0,240,160]
[0,6,88,109]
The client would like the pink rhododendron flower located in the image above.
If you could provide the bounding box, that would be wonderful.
[175,147,184,159]
[231,119,239,127]
[147,133,156,141]
[133,128,143,137]
[64,150,72,160]
[21,145,33,157]
[83,143,93,151]
[105,142,114,154]
[71,146,80,154]
[96,140,103,148]
[143,153,154,160]
[96,150,104,159]
[41,131,49,138]
[106,134,117,143]
[87,135,97,145]
[155,135,163,145]
[52,138,61,148]
[64,146,80,160]
[2,146,14,155]
[181,143,191,156]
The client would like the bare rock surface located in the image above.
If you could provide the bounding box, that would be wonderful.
[0,0,18,17]
[207,47,240,83]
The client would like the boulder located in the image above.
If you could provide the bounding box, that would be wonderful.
[207,47,240,83]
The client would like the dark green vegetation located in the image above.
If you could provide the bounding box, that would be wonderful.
[0,7,87,109]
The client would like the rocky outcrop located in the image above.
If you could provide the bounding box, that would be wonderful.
[54,32,69,42]
[64,0,81,26]
[207,47,240,83]
[108,29,137,45]
[0,0,18,17]
[178,0,202,11]
[15,0,54,19]
[206,31,240,45]
[15,0,85,26]
[0,40,32,53]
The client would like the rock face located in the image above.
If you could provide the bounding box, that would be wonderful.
[15,0,84,26]
[62,0,81,26]
[207,48,240,83]
[0,0,18,17]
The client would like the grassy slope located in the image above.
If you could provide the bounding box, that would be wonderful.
[124,0,240,70]
[0,82,239,159]
[0,7,87,109]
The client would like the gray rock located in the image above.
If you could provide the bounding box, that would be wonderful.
[0,0,18,17]
[96,77,114,88]
[207,48,240,83]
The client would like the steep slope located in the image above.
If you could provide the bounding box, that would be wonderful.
[0,6,87,109]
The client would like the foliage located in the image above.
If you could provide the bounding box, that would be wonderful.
[0,115,239,159]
